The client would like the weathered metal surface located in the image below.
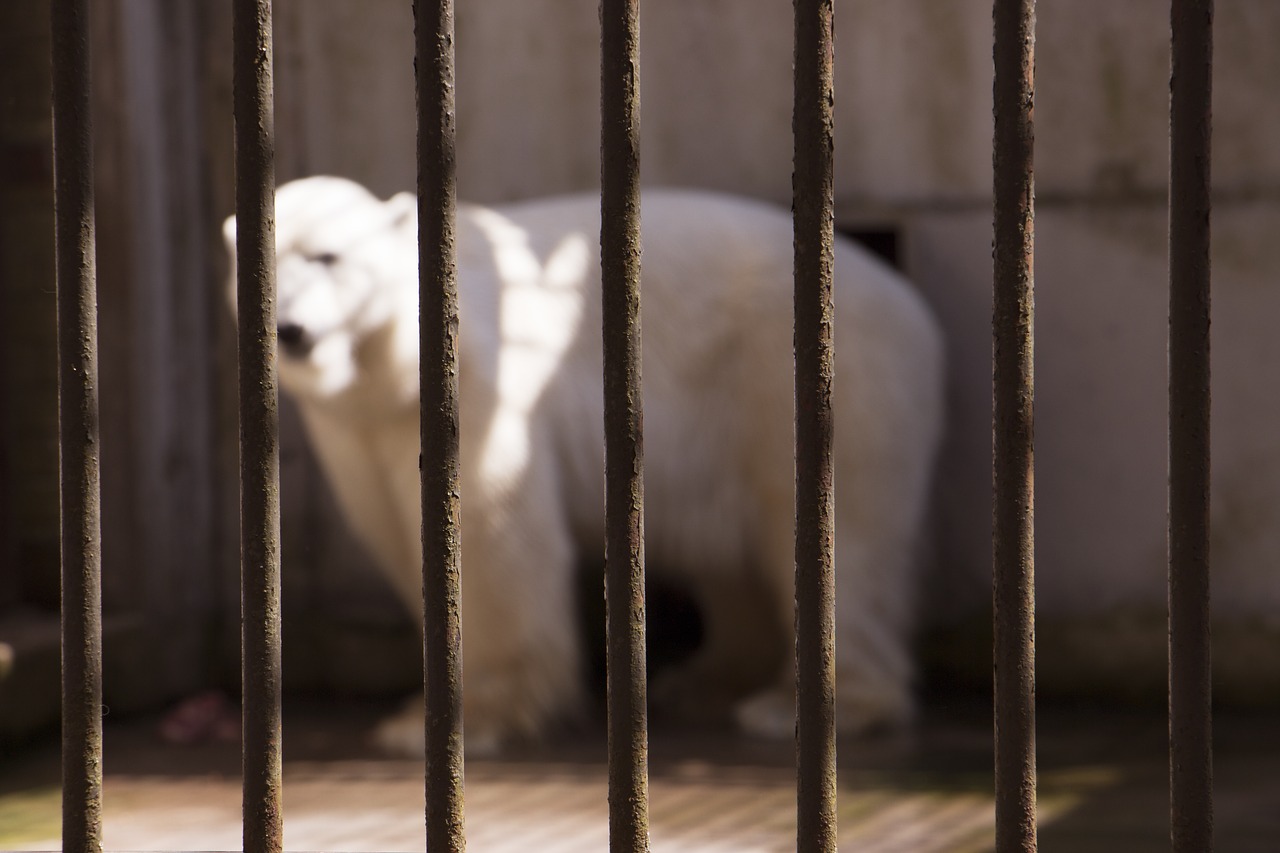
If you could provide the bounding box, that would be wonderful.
[414,0,466,850]
[600,1,650,851]
[232,1,283,851]
[1168,2,1214,851]
[992,0,1038,851]
[792,0,838,850]
[50,1,103,851]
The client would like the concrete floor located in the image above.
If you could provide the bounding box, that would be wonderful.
[1,697,1277,851]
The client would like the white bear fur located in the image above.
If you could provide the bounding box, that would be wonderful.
[224,176,945,755]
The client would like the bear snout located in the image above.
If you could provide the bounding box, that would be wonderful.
[277,322,314,357]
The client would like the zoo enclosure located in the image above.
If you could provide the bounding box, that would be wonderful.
[40,0,1216,851]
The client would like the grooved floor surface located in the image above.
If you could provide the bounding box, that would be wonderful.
[3,699,1278,851]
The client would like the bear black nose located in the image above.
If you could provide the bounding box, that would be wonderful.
[277,322,312,356]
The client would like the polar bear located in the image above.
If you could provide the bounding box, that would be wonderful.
[224,175,944,755]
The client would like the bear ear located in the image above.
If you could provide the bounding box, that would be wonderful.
[222,214,237,250]
[386,192,416,231]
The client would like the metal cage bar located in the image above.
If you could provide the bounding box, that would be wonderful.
[41,2,1226,850]
[600,0,651,850]
[413,0,467,849]
[232,1,284,851]
[792,0,838,850]
[1168,1,1214,850]
[50,1,104,851]
[992,0,1038,851]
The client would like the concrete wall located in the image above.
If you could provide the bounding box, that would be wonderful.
[269,1,1279,205]
[257,0,1280,701]
[3,0,1251,728]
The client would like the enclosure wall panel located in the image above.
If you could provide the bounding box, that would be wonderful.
[2,0,60,616]
[89,0,221,706]
[50,1,103,851]
[992,0,1038,851]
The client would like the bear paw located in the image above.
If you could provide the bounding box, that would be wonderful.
[735,681,915,740]
[734,687,796,739]
[372,696,426,757]
[371,694,503,758]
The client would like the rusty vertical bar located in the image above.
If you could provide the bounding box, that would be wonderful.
[1168,1,1214,850]
[50,2,103,852]
[414,0,465,849]
[793,0,837,850]
[232,1,283,851]
[600,0,649,850]
[992,0,1038,851]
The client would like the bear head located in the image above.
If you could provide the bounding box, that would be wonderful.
[223,176,420,408]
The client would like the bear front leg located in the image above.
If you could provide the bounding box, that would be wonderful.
[457,466,586,749]
[371,487,584,756]
[361,413,585,755]
[372,521,583,756]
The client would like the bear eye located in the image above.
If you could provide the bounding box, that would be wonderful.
[309,251,339,266]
